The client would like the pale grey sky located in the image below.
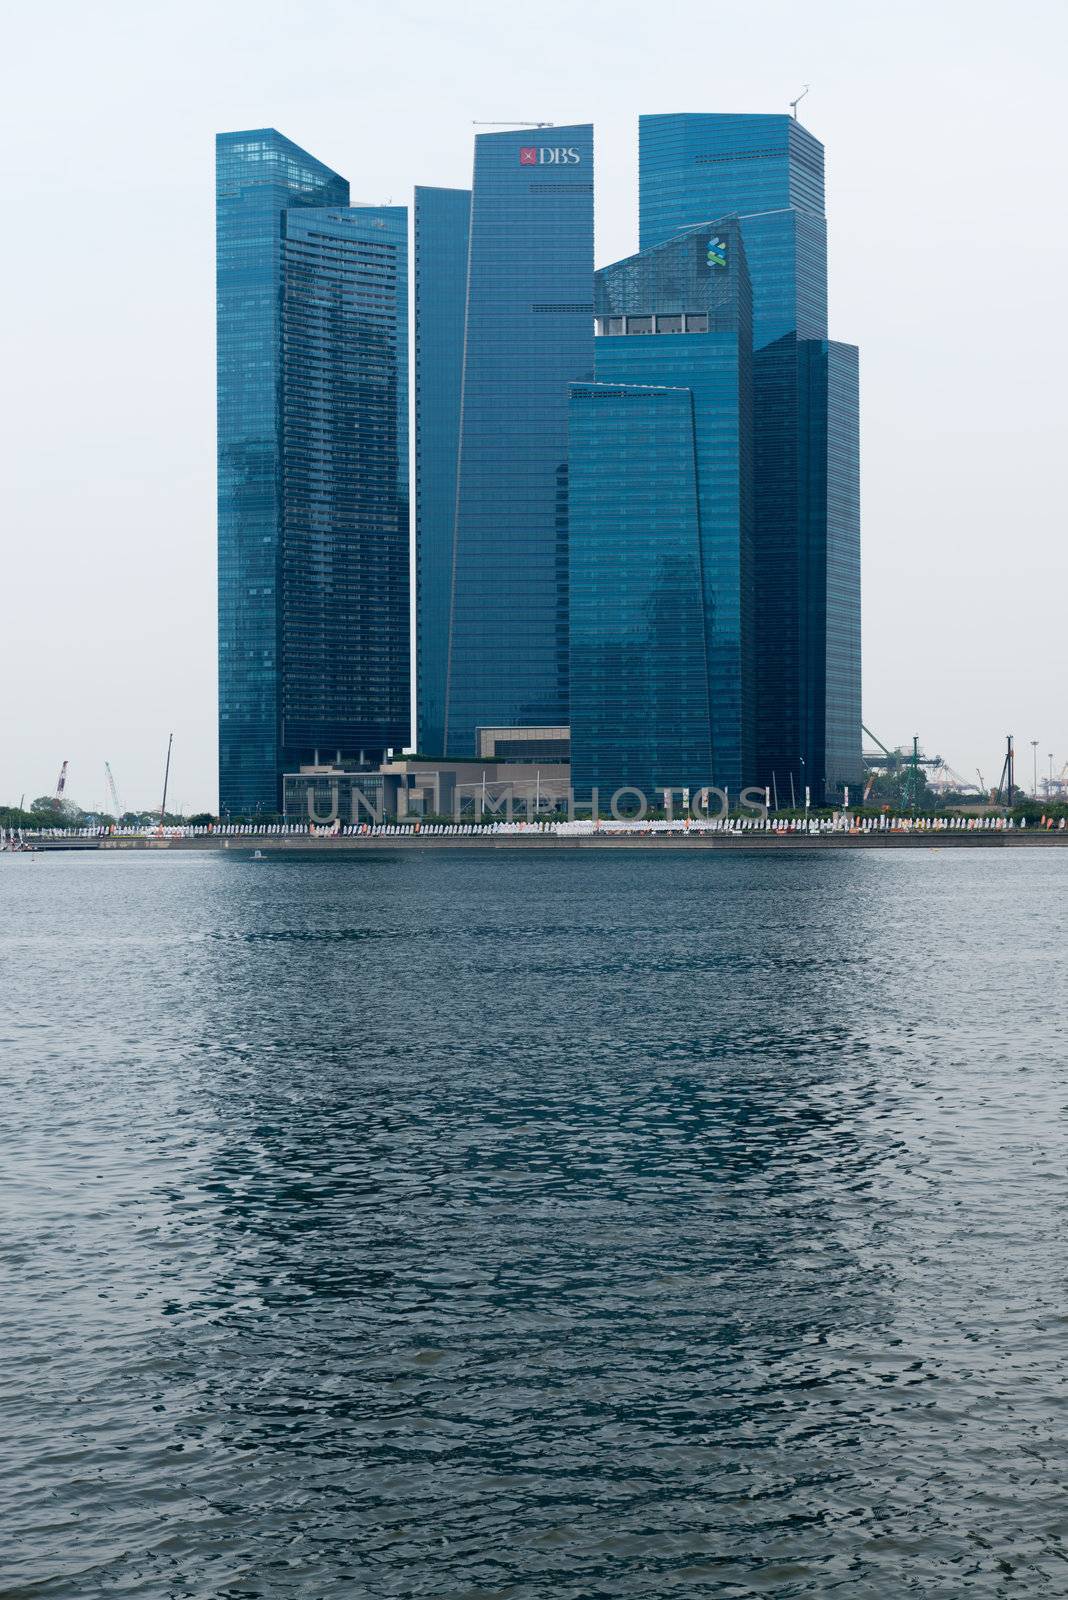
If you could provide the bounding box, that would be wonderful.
[1,0,1065,811]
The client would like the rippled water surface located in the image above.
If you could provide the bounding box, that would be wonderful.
[3,848,1068,1598]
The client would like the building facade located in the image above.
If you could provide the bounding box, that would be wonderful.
[638,113,861,802]
[443,126,595,757]
[283,756,571,824]
[414,186,470,756]
[217,130,409,816]
[569,217,754,799]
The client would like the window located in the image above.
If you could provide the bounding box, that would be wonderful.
[685,313,709,333]
[656,314,683,334]
[627,315,653,334]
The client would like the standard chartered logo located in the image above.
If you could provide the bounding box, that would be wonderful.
[707,235,727,267]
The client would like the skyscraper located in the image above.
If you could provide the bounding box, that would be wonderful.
[568,217,754,798]
[217,130,409,817]
[443,126,595,757]
[414,186,470,757]
[639,114,861,802]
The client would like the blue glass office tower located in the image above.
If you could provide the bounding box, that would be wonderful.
[217,130,409,816]
[639,114,861,801]
[569,218,754,798]
[414,186,470,756]
[443,126,594,757]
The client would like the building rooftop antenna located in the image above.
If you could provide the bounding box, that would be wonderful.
[789,84,810,120]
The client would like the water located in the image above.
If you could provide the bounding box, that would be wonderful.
[3,848,1067,1598]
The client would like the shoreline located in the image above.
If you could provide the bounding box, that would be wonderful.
[12,832,1068,854]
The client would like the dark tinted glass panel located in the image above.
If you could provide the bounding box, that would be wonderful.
[217,132,409,815]
[636,112,859,800]
[445,125,594,757]
[414,186,470,757]
[216,130,349,816]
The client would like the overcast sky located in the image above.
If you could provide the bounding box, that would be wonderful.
[1,0,1065,811]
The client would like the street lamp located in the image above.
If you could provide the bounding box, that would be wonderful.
[1031,740,1039,799]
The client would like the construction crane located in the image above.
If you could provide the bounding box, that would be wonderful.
[856,726,895,761]
[789,84,810,119]
[52,760,69,812]
[158,733,173,829]
[862,725,943,774]
[902,735,927,815]
[862,726,980,810]
[472,120,555,127]
[104,762,123,820]
[994,735,1016,807]
[863,727,946,779]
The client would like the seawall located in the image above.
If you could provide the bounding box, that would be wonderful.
[16,831,1068,854]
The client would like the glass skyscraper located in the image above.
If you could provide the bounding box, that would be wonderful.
[414,186,470,756]
[443,125,595,757]
[217,129,409,816]
[639,113,861,802]
[569,218,754,798]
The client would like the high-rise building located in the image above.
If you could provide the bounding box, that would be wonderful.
[639,114,861,802]
[216,129,409,816]
[568,218,754,799]
[414,186,470,757]
[443,126,595,757]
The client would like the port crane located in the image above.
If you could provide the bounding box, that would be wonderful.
[1041,759,1068,801]
[928,765,975,792]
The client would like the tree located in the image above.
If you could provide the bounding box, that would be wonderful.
[865,768,937,812]
[29,795,81,825]
[1,804,40,829]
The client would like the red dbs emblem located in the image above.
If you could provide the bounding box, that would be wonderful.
[519,147,538,165]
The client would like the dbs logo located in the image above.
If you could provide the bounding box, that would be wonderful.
[519,146,581,165]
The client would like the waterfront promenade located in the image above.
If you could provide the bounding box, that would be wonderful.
[7,816,1068,852]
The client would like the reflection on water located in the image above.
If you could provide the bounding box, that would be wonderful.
[2,850,1067,1596]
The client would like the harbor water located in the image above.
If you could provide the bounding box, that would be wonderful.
[2,848,1067,1597]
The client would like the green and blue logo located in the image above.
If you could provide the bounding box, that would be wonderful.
[706,235,727,267]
